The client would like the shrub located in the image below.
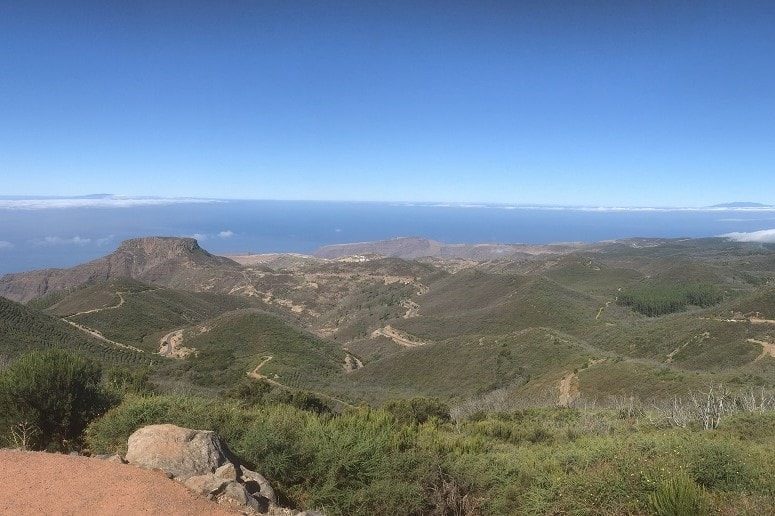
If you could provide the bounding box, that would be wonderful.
[104,366,154,395]
[0,349,116,451]
[690,442,748,490]
[383,397,451,425]
[226,377,274,405]
[649,473,709,516]
[87,396,432,514]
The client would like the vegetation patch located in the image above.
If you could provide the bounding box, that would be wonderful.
[618,283,723,316]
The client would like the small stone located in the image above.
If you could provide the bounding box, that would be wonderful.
[240,466,277,504]
[219,481,261,512]
[105,454,126,464]
[184,474,230,496]
[214,462,238,481]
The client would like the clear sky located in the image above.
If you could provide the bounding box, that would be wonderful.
[1,1,774,206]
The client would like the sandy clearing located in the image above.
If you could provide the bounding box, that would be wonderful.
[0,449,236,515]
[344,353,364,372]
[159,329,196,359]
[557,372,579,407]
[401,299,420,318]
[747,338,775,361]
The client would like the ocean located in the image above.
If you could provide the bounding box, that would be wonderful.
[1,199,774,274]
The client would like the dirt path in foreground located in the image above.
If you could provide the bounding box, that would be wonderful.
[0,449,236,515]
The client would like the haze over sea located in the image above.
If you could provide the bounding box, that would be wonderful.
[1,197,775,274]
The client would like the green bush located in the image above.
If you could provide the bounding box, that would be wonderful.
[382,397,451,425]
[649,473,709,516]
[0,349,116,451]
[85,396,775,515]
[104,366,154,395]
[690,442,748,490]
[86,395,432,514]
[226,378,333,415]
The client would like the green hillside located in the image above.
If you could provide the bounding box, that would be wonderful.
[45,280,250,351]
[0,296,149,367]
[162,310,348,393]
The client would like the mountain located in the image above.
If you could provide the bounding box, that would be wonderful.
[0,237,241,303]
[2,234,775,406]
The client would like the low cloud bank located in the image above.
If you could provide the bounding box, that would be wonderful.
[722,228,775,243]
[189,230,235,242]
[0,196,222,210]
[32,236,92,246]
[0,241,13,250]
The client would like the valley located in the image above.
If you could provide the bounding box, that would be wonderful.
[1,235,774,407]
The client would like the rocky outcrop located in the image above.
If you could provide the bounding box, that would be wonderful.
[0,237,243,303]
[126,424,232,480]
[121,424,312,515]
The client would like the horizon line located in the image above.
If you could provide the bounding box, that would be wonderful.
[0,194,773,212]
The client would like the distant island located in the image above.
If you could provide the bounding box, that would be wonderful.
[710,201,773,208]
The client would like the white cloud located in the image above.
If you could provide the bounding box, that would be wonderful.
[33,236,92,246]
[96,235,115,247]
[218,230,234,238]
[722,229,775,243]
[0,240,13,250]
[191,233,208,241]
[0,196,222,211]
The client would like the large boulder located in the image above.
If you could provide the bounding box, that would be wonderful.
[125,424,232,480]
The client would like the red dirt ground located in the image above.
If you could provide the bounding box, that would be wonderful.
[0,449,237,515]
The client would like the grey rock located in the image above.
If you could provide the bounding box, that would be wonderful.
[184,473,230,496]
[125,424,232,480]
[240,466,277,504]
[219,481,261,512]
[214,462,238,481]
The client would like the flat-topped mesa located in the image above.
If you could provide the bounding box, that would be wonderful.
[117,236,203,257]
[111,237,233,269]
[0,236,241,303]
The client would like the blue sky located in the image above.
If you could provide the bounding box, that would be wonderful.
[1,1,774,206]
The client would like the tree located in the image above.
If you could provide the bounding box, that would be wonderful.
[0,349,115,451]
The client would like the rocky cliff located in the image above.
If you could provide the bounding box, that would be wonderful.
[0,237,241,303]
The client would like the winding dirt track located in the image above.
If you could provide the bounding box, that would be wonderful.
[0,449,236,515]
[371,325,427,347]
[60,290,145,354]
[67,291,126,317]
[62,319,144,353]
[247,356,354,408]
